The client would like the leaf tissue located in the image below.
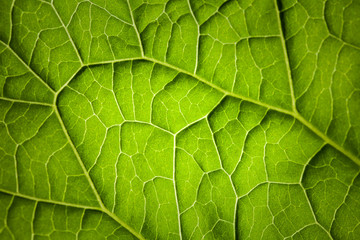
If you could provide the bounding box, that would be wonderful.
[0,0,360,239]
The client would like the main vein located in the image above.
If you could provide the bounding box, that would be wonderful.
[137,56,359,167]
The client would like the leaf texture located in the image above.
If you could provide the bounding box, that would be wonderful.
[0,0,360,239]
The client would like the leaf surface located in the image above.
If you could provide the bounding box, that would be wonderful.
[0,0,360,239]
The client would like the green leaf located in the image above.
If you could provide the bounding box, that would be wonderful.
[1,0,360,239]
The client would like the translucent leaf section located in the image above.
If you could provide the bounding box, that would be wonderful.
[58,64,124,169]
[152,73,224,133]
[0,192,136,240]
[0,42,54,104]
[237,183,322,239]
[280,0,360,157]
[58,0,142,63]
[195,0,292,109]
[0,100,99,207]
[132,0,198,72]
[1,0,360,239]
[112,123,178,239]
[303,146,360,234]
[8,0,82,90]
[113,60,178,122]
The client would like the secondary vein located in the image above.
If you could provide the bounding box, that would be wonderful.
[139,57,360,167]
[273,0,297,113]
[53,105,145,240]
[0,189,102,211]
[0,40,56,94]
